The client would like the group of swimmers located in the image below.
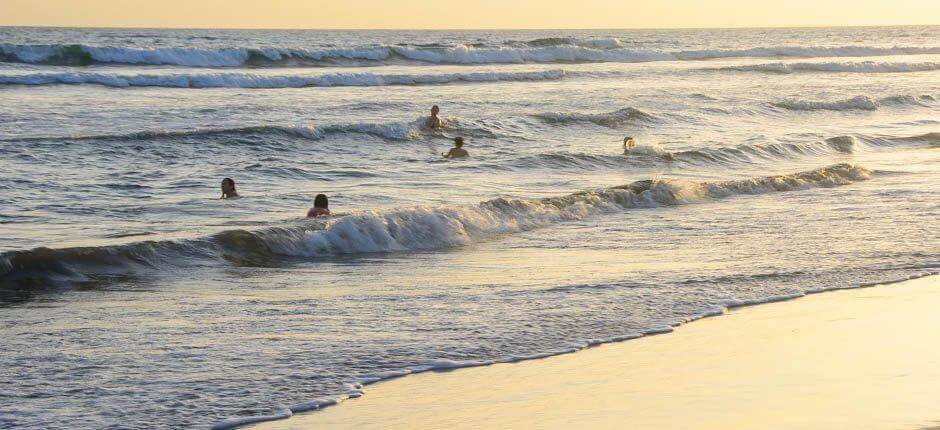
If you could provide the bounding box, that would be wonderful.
[218,105,467,217]
[434,105,646,159]
[220,108,654,217]
[220,178,330,217]
[426,105,470,159]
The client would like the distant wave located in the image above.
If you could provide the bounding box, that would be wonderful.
[0,163,874,290]
[771,94,936,111]
[532,107,658,127]
[711,61,940,74]
[1,115,513,143]
[679,133,940,162]
[505,133,936,169]
[3,42,939,67]
[523,37,626,49]
[5,122,423,142]
[0,69,567,89]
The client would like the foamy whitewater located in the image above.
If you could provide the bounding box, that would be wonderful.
[1,26,939,430]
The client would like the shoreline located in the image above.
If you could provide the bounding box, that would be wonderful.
[241,272,940,430]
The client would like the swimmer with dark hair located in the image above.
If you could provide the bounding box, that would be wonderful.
[307,194,331,217]
[443,136,469,158]
[425,105,443,129]
[221,178,238,199]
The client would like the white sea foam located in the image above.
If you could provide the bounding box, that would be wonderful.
[576,37,626,49]
[262,164,872,258]
[772,93,938,111]
[4,42,939,67]
[0,69,567,89]
[211,270,939,430]
[624,141,676,159]
[210,408,292,430]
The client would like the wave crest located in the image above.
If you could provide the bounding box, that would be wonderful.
[532,107,657,127]
[1,164,873,290]
[0,69,567,89]
[4,42,939,67]
[770,94,935,111]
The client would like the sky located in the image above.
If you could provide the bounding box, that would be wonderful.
[1,0,938,29]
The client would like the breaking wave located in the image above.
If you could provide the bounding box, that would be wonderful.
[0,69,567,89]
[711,61,940,74]
[1,164,873,289]
[3,42,939,67]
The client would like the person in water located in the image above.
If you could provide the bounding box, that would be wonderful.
[425,105,443,129]
[623,136,637,151]
[221,178,239,199]
[443,137,469,158]
[622,136,677,161]
[307,194,330,217]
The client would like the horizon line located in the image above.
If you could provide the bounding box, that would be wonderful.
[1,23,938,32]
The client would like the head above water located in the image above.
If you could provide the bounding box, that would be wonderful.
[221,178,237,198]
[431,105,440,116]
[454,136,464,147]
[314,194,329,209]
[623,136,636,148]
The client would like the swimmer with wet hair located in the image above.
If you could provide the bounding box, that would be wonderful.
[307,194,331,218]
[426,105,443,129]
[443,136,469,158]
[221,178,238,199]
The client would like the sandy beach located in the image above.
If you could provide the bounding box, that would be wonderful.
[256,274,940,430]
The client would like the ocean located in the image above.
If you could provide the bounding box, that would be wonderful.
[0,26,938,429]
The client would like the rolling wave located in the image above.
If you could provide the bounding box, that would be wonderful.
[0,69,567,89]
[5,122,425,142]
[3,42,939,67]
[0,164,873,290]
[3,115,520,143]
[532,107,658,127]
[771,94,936,111]
[522,37,627,49]
[505,133,936,169]
[712,61,940,74]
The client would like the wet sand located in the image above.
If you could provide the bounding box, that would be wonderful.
[256,275,940,430]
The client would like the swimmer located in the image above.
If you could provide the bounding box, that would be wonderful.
[442,137,469,158]
[622,136,637,152]
[623,136,677,161]
[307,194,331,217]
[425,105,443,129]
[221,178,239,199]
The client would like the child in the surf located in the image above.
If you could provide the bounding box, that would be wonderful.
[307,194,331,217]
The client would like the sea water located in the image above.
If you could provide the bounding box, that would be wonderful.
[0,26,938,429]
